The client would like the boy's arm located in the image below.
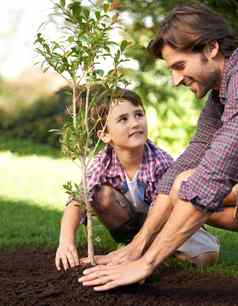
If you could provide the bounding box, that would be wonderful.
[55,201,86,270]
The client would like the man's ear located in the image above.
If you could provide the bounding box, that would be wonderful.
[203,41,219,59]
[97,130,111,144]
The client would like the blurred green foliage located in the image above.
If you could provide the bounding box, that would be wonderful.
[1,0,237,157]
[113,0,238,155]
[0,87,71,147]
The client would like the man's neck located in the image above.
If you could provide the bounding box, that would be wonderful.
[214,55,225,91]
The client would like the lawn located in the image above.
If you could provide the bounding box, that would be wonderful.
[0,137,115,250]
[0,137,238,276]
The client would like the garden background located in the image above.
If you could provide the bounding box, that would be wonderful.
[1,0,238,283]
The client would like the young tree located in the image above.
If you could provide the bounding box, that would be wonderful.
[34,0,129,265]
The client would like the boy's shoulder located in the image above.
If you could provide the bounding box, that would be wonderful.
[87,145,114,174]
[137,140,173,187]
[145,139,173,163]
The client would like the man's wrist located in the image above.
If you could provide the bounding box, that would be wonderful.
[140,255,156,275]
[131,226,151,252]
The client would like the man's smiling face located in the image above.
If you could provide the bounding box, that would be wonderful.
[161,44,221,99]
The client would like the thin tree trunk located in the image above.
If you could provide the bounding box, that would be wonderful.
[81,161,96,266]
[72,82,77,129]
[72,81,95,265]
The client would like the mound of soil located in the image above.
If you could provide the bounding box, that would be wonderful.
[1,248,238,306]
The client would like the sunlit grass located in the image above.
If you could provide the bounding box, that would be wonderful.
[0,151,81,210]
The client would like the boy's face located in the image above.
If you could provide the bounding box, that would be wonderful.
[102,99,148,150]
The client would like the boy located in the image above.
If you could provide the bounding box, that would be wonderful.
[55,88,219,271]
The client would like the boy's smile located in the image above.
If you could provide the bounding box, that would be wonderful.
[129,130,144,137]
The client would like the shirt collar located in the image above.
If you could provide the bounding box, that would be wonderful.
[104,140,156,183]
[219,48,238,100]
[138,140,158,183]
[104,145,126,181]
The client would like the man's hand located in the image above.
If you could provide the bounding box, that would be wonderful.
[55,242,80,271]
[80,236,146,266]
[78,258,153,291]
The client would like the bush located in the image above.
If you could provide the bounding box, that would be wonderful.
[0,87,72,148]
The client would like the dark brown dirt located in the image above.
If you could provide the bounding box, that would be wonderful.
[1,248,238,306]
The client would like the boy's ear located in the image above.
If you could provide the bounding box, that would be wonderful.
[97,130,111,144]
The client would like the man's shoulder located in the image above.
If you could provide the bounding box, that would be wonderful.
[222,48,238,93]
[227,48,238,72]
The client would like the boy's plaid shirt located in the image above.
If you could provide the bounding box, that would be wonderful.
[158,48,238,212]
[86,139,173,205]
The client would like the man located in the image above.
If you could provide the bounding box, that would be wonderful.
[78,4,238,290]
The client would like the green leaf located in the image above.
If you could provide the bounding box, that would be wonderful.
[114,50,121,64]
[82,7,90,19]
[56,64,66,74]
[70,2,81,19]
[94,69,104,76]
[103,3,110,12]
[95,10,101,20]
[67,36,75,43]
[120,40,128,52]
[60,0,65,8]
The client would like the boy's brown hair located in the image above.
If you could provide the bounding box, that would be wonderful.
[148,4,238,59]
[77,86,145,135]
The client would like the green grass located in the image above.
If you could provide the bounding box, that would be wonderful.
[202,226,238,276]
[0,137,238,277]
[0,197,115,250]
[0,135,62,158]
[0,197,62,249]
[0,139,116,251]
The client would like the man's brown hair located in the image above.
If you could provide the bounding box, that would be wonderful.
[148,4,238,58]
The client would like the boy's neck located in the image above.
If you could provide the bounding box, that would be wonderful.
[114,145,144,179]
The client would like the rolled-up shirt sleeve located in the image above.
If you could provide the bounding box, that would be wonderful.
[157,93,224,195]
[179,73,238,212]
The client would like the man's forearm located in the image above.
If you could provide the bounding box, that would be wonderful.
[133,194,173,247]
[142,199,209,269]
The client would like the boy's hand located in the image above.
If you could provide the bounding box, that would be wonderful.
[55,242,80,271]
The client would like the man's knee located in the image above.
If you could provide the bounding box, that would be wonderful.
[191,251,219,267]
[175,251,219,267]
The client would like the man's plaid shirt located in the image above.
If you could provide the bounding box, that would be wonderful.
[158,48,238,212]
[86,139,173,205]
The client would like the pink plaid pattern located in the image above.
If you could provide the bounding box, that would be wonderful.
[86,139,173,205]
